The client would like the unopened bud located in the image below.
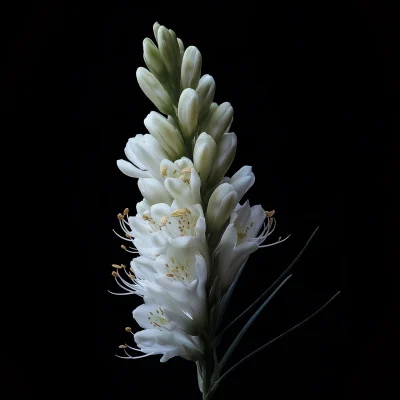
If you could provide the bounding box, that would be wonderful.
[144,111,184,159]
[206,183,238,232]
[181,46,202,90]
[143,38,167,83]
[193,132,217,181]
[207,102,234,142]
[136,67,174,115]
[178,88,199,140]
[196,75,216,119]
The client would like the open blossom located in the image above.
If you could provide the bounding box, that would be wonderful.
[110,22,288,397]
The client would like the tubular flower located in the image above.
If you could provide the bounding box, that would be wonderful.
[108,22,319,400]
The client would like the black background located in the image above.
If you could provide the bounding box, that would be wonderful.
[1,2,397,400]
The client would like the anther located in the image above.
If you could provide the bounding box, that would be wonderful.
[125,233,132,238]
[112,271,118,277]
[112,264,123,269]
[166,273,174,277]
[125,327,132,332]
[181,167,191,174]
[123,208,129,215]
[119,345,127,349]
[161,165,167,177]
[160,216,168,226]
[266,210,275,218]
[121,264,126,269]
[171,208,191,217]
[117,213,124,220]
[121,245,127,250]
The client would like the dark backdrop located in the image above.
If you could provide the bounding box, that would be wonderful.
[1,2,397,400]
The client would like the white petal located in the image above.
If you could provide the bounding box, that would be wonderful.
[138,178,173,205]
[116,159,151,178]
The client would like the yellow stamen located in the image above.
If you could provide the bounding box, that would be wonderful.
[112,264,123,269]
[161,165,167,177]
[181,167,191,174]
[266,210,275,218]
[166,273,174,277]
[125,233,132,238]
[117,213,124,220]
[125,327,132,332]
[121,245,127,250]
[119,345,127,349]
[112,271,118,277]
[123,208,129,215]
[171,208,191,217]
[160,216,168,226]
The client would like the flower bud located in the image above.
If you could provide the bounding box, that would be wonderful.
[196,75,216,119]
[153,22,161,43]
[229,166,255,202]
[138,178,173,205]
[208,132,237,185]
[178,88,199,140]
[157,26,180,80]
[193,132,217,182]
[143,38,167,83]
[207,102,234,142]
[136,67,174,115]
[177,38,185,59]
[181,46,202,90]
[199,102,218,133]
[206,183,238,232]
[144,111,185,159]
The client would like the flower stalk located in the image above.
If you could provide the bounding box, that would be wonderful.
[110,22,339,399]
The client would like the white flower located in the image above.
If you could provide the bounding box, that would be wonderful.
[111,23,295,399]
[161,157,202,208]
[138,178,173,205]
[216,201,283,291]
[133,326,203,362]
[116,201,207,259]
[117,134,170,180]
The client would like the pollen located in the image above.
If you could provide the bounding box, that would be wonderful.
[181,167,191,174]
[160,216,168,226]
[117,213,124,220]
[166,273,174,277]
[171,208,191,217]
[161,165,167,177]
[112,271,118,277]
[266,210,275,218]
[125,327,132,332]
[123,208,129,215]
[119,345,127,349]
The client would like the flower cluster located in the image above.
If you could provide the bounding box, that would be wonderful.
[111,22,286,395]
